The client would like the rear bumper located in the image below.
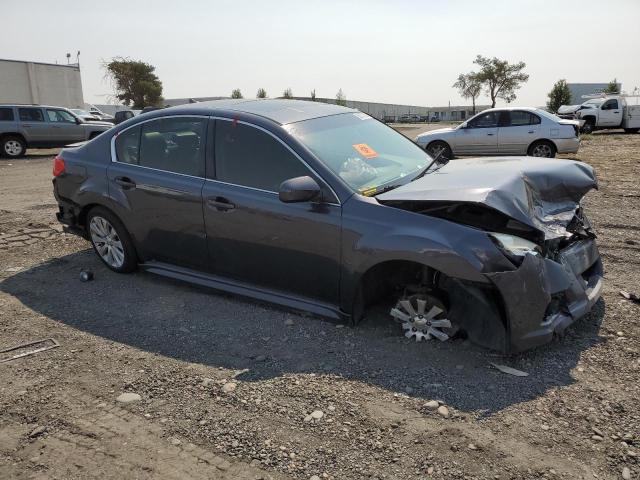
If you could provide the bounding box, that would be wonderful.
[487,238,603,353]
[53,190,85,237]
[554,137,581,154]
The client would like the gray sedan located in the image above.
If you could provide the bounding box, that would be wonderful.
[415,107,580,159]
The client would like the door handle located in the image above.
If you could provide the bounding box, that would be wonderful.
[114,176,136,189]
[207,197,235,211]
[487,133,494,136]
[528,130,535,134]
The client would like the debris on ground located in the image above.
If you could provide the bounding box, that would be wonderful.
[116,392,142,403]
[620,290,640,304]
[0,338,60,363]
[79,270,94,282]
[490,363,529,377]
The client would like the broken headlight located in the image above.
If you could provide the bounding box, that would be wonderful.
[489,232,541,263]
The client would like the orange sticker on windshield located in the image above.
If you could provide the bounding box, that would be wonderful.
[352,143,378,159]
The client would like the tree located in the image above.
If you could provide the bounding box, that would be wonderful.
[104,57,163,109]
[470,55,529,108]
[546,79,572,113]
[604,79,619,94]
[335,88,347,106]
[231,88,243,99]
[452,73,482,114]
[282,88,293,99]
[256,88,267,98]
[310,89,316,101]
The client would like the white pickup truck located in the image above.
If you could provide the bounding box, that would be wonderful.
[573,95,640,134]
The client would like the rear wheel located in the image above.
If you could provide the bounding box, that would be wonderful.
[86,207,137,273]
[1,136,26,158]
[426,141,453,160]
[528,140,556,158]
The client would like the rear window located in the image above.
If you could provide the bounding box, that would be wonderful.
[18,108,44,122]
[509,111,541,126]
[0,108,14,121]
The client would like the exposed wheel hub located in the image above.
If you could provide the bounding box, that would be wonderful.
[390,294,452,342]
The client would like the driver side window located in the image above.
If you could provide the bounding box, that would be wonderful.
[467,111,499,128]
[602,99,618,110]
[46,109,76,123]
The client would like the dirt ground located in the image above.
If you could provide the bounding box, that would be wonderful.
[0,128,638,480]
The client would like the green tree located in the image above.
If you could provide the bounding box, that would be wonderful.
[335,88,347,106]
[231,88,243,99]
[470,55,529,108]
[452,73,482,114]
[282,88,293,99]
[310,89,316,101]
[256,88,267,98]
[603,79,619,94]
[546,79,572,113]
[104,57,163,109]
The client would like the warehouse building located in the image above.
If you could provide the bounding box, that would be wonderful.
[0,58,84,109]
[162,95,489,122]
[567,82,621,105]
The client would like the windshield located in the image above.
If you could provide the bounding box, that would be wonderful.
[582,99,604,108]
[72,109,90,115]
[285,113,431,195]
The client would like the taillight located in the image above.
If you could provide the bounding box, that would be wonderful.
[53,155,65,177]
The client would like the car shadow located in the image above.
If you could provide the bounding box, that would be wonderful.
[1,249,605,416]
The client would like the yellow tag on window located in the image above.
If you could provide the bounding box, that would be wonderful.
[352,143,378,159]
[360,187,377,197]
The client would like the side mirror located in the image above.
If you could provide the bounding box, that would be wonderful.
[279,176,321,203]
[459,122,468,129]
[75,117,83,124]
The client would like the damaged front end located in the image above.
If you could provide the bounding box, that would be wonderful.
[378,157,604,353]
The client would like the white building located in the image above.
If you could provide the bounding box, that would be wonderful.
[0,58,84,108]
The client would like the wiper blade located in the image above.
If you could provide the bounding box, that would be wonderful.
[413,149,445,181]
[376,184,402,194]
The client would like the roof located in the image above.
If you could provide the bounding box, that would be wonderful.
[166,99,357,125]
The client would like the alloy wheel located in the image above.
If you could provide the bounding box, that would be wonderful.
[531,143,553,158]
[89,216,125,269]
[390,294,452,342]
[4,140,23,156]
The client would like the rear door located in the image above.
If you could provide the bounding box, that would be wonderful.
[599,98,623,127]
[17,107,49,145]
[454,111,499,155]
[201,118,342,305]
[107,115,208,269]
[498,110,541,154]
[45,108,85,145]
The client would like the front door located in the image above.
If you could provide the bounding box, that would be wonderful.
[202,119,342,305]
[454,110,499,155]
[107,116,209,269]
[45,108,85,145]
[599,98,623,127]
[498,110,541,154]
[17,107,49,145]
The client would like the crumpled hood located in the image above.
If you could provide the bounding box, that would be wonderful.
[377,157,597,239]
[557,104,580,114]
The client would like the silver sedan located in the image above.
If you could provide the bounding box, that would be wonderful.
[415,107,580,159]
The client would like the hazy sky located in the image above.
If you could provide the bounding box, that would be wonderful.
[2,0,639,107]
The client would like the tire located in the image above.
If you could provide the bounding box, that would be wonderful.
[426,141,453,160]
[581,119,595,134]
[624,128,639,134]
[527,140,556,158]
[1,135,26,158]
[86,207,137,273]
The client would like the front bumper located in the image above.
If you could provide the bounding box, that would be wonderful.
[487,238,603,352]
[554,137,581,154]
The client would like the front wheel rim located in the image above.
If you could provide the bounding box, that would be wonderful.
[4,140,22,156]
[89,216,125,268]
[532,144,552,157]
[428,144,448,159]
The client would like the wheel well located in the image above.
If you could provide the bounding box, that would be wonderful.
[582,115,596,124]
[89,131,102,139]
[353,260,438,323]
[527,138,556,153]
[0,132,27,145]
[78,203,118,229]
[426,139,450,151]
